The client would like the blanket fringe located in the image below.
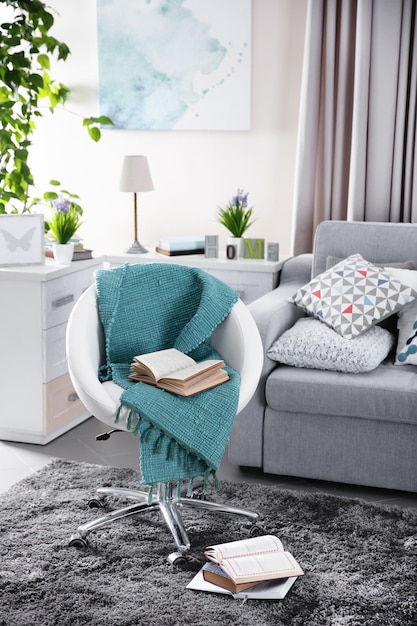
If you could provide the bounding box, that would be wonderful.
[186,478,194,497]
[126,410,133,432]
[147,485,153,505]
[115,405,223,497]
[115,404,122,424]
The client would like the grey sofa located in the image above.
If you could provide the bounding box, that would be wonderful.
[228,220,417,493]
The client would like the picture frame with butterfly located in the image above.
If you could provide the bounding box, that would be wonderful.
[0,214,45,266]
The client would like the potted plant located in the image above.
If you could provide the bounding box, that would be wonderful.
[217,189,256,257]
[0,0,112,215]
[44,183,83,264]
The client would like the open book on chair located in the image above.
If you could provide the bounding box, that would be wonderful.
[204,535,304,585]
[128,347,229,397]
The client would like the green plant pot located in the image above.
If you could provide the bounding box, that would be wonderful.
[52,242,74,265]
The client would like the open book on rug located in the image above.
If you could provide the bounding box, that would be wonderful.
[204,534,304,585]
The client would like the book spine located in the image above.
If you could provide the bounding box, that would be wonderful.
[155,247,204,256]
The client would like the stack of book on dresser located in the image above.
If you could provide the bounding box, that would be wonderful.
[155,235,205,256]
[45,239,93,261]
[187,535,304,600]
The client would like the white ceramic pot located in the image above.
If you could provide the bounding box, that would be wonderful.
[226,236,244,259]
[53,242,74,265]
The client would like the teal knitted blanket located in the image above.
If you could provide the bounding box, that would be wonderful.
[96,263,240,492]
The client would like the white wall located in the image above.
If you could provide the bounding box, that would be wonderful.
[30,0,307,256]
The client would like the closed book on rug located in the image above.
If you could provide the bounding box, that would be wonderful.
[204,535,304,585]
[128,347,229,397]
[187,565,298,600]
[202,562,265,593]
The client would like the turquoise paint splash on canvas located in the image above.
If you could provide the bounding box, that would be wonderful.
[96,0,252,130]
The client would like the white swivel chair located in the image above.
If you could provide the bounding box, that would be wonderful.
[66,280,264,562]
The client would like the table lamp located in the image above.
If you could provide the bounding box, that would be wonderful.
[120,155,154,253]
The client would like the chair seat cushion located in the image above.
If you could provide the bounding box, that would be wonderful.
[266,359,417,426]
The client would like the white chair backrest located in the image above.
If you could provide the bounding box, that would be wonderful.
[66,282,263,425]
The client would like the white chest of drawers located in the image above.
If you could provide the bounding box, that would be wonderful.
[0,257,103,444]
[105,250,289,304]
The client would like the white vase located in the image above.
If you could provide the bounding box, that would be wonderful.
[226,236,244,259]
[53,242,74,265]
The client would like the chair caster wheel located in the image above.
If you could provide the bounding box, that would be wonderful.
[88,497,104,509]
[69,534,89,549]
[167,552,187,565]
[241,522,264,537]
[191,490,206,500]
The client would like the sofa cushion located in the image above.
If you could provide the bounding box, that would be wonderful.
[266,359,417,426]
[267,317,394,373]
[289,253,417,339]
[385,267,417,365]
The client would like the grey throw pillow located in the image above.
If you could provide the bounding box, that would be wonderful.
[267,317,395,373]
[326,256,415,270]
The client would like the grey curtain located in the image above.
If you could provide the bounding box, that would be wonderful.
[291,0,417,255]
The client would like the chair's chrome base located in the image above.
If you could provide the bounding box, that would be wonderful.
[69,483,259,560]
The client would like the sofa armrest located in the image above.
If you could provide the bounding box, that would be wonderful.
[249,253,312,377]
[228,254,312,468]
[280,253,313,285]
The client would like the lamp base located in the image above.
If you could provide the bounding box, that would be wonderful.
[125,240,148,254]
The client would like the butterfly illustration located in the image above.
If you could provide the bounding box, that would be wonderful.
[0,227,35,252]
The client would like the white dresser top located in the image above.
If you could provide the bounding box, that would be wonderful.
[0,256,104,282]
[105,249,289,274]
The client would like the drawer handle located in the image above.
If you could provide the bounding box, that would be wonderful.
[52,294,75,308]
[68,392,79,402]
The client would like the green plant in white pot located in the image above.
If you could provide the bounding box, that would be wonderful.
[44,184,83,264]
[217,189,256,257]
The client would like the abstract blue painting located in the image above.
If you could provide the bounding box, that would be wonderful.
[96,0,252,130]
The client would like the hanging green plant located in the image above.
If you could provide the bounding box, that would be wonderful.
[0,0,113,214]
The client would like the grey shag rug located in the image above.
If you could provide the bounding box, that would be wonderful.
[1,459,417,626]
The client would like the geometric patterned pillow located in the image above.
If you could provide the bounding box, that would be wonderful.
[395,300,417,365]
[385,268,417,365]
[289,253,417,339]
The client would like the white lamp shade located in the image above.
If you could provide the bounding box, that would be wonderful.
[120,155,154,192]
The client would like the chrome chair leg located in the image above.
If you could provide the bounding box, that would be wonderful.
[69,481,259,556]
[75,501,160,537]
[176,496,259,521]
[159,500,190,553]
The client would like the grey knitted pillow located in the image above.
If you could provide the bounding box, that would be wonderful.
[267,317,395,373]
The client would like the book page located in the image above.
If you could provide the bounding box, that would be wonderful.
[132,348,196,381]
[223,551,303,583]
[159,369,229,396]
[205,535,284,562]
[161,359,224,384]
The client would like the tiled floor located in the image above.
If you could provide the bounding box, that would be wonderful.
[1,416,417,511]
